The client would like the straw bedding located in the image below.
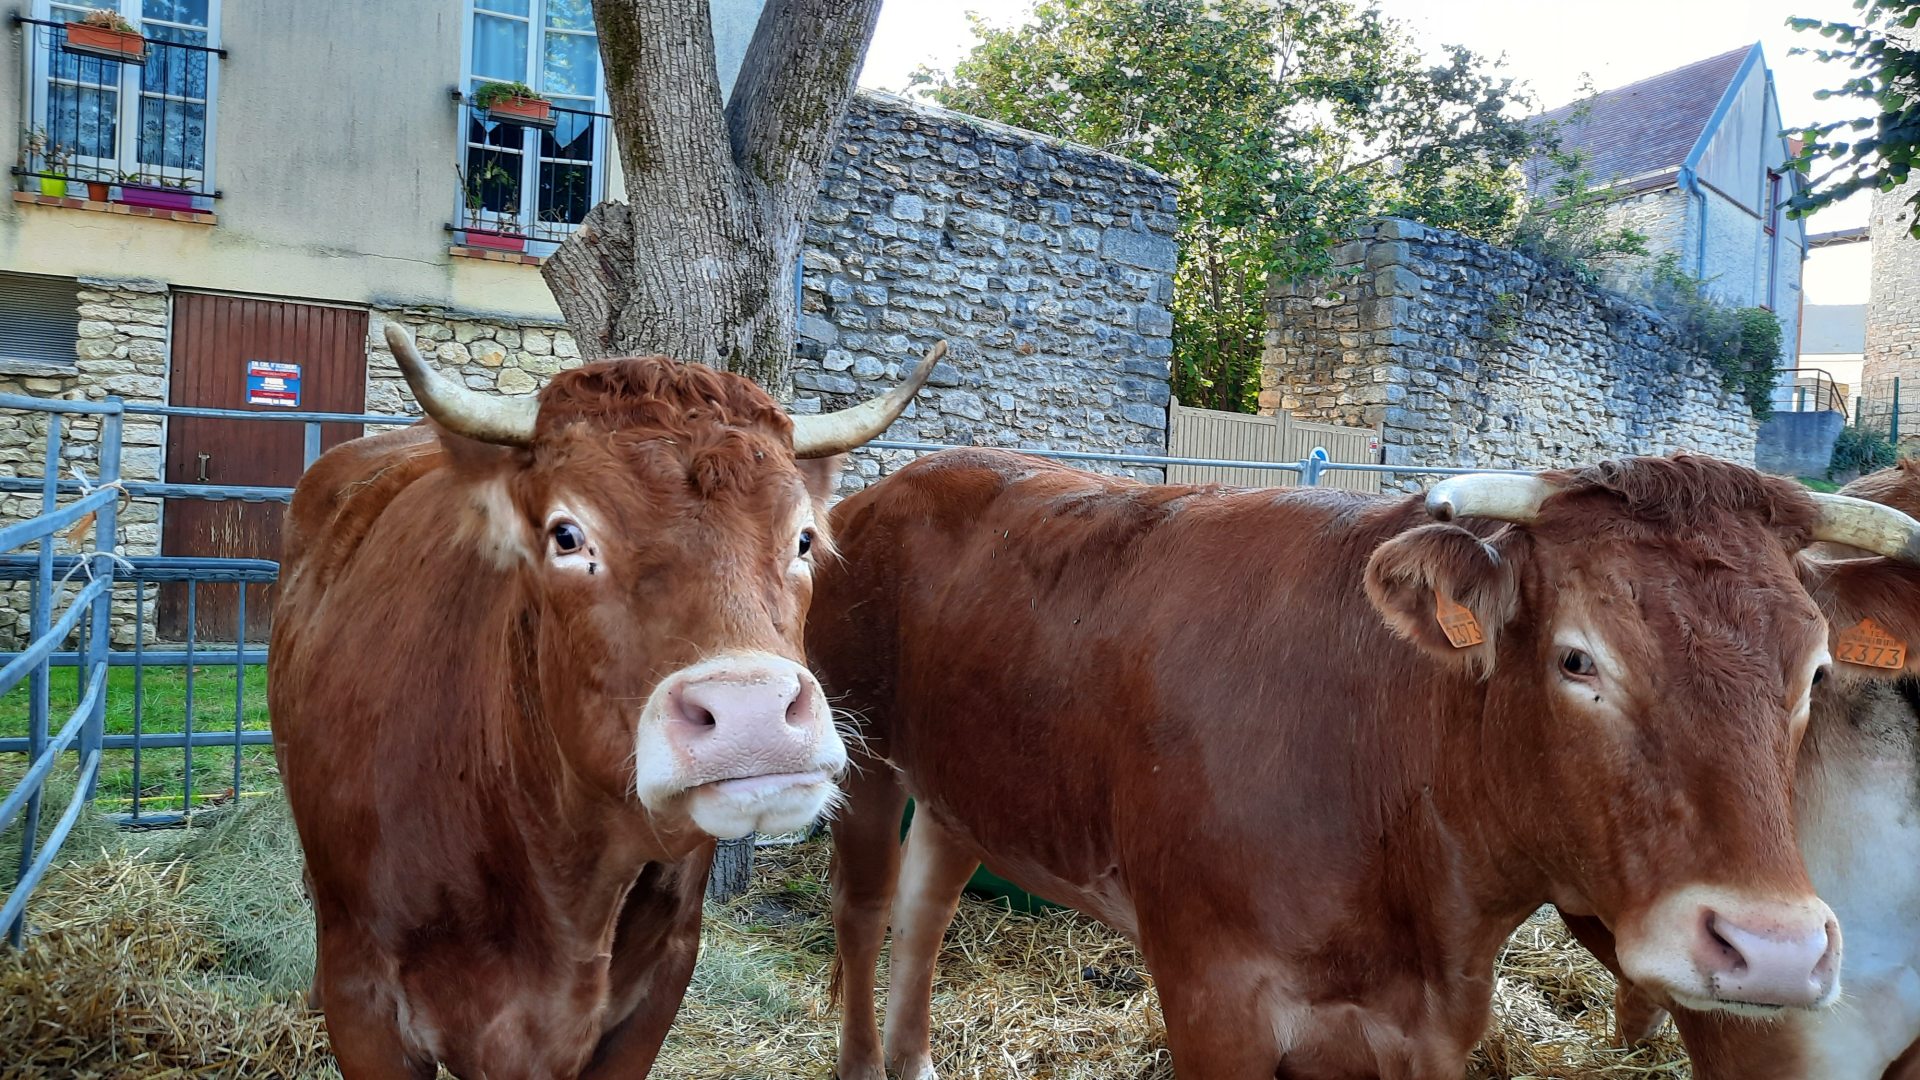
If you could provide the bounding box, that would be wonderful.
[0,797,1691,1078]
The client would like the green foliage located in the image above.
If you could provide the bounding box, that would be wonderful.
[1641,254,1783,419]
[1785,2,1920,237]
[914,0,1547,412]
[473,81,545,110]
[1830,423,1900,478]
[1506,147,1650,283]
[1798,475,1843,492]
[73,8,138,33]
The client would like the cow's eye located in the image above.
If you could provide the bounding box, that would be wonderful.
[797,529,815,558]
[1812,665,1830,687]
[1560,649,1598,679]
[551,521,587,555]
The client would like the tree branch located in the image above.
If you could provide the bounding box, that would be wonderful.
[727,0,886,220]
[595,0,736,212]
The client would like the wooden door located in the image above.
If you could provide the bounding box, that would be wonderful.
[161,294,368,642]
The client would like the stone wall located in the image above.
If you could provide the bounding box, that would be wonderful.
[0,279,168,646]
[795,91,1179,489]
[1261,218,1757,489]
[1865,188,1920,402]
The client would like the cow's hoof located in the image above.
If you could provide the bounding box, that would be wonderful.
[888,1056,937,1080]
[834,1056,886,1080]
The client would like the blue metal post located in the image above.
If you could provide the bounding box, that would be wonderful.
[81,406,123,800]
[8,419,61,947]
[1302,447,1329,487]
[303,421,322,470]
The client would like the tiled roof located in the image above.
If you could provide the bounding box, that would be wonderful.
[1525,45,1754,197]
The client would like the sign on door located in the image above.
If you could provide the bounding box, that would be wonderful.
[246,360,301,408]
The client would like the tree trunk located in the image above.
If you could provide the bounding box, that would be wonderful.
[544,0,884,395]
[706,836,757,902]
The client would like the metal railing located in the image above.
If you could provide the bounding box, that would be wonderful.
[450,90,609,252]
[0,393,121,947]
[0,396,1528,940]
[1769,367,1849,421]
[12,13,223,206]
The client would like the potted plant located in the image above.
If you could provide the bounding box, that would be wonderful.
[85,170,110,202]
[38,140,70,198]
[474,81,554,129]
[62,9,147,65]
[117,172,196,212]
[460,161,526,252]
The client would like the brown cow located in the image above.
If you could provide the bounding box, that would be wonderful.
[810,448,1920,1079]
[1561,457,1920,1080]
[269,326,935,1079]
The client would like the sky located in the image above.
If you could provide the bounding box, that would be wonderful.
[858,0,1882,301]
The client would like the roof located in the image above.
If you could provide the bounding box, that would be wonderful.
[1525,45,1756,197]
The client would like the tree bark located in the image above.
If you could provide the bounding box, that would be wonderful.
[546,0,885,394]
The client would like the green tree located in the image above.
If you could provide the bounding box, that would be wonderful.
[916,0,1545,411]
[1786,2,1920,236]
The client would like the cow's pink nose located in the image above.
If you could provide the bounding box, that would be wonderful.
[1693,907,1840,1008]
[664,663,824,775]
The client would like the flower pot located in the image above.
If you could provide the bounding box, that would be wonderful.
[465,229,527,253]
[86,180,110,202]
[119,186,195,212]
[486,96,555,130]
[38,176,68,198]
[63,22,147,65]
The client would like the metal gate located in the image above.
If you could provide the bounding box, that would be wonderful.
[0,394,1520,941]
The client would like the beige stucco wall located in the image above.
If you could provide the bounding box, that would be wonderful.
[0,2,617,321]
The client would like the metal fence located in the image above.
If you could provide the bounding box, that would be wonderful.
[0,395,1528,940]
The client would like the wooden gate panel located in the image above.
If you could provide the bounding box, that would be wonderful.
[1168,400,1382,491]
[160,294,368,641]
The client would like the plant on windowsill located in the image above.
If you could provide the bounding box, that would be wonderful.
[460,161,527,253]
[19,126,67,198]
[38,137,69,199]
[474,81,554,130]
[62,9,147,66]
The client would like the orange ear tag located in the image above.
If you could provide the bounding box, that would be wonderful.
[1836,617,1908,671]
[1434,590,1484,649]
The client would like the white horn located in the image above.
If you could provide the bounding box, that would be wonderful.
[385,324,538,447]
[1808,491,1920,563]
[1426,473,1560,525]
[790,340,945,459]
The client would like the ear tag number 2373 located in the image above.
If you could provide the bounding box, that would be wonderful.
[1434,590,1484,649]
[1836,617,1908,671]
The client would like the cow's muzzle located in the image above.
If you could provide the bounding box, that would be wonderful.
[1618,886,1842,1015]
[633,652,847,839]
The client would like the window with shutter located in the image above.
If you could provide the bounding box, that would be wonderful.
[0,272,82,376]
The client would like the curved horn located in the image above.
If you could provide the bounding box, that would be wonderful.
[1808,491,1920,563]
[1425,473,1560,525]
[385,324,538,447]
[790,340,945,459]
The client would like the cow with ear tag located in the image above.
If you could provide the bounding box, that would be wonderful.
[810,449,1920,1080]
[1563,457,1920,1080]
[270,326,938,1079]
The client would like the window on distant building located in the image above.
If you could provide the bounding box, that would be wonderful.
[23,1,220,199]
[459,0,606,247]
[0,273,82,375]
[1764,170,1782,310]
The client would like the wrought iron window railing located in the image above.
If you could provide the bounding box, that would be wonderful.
[451,91,609,253]
[12,13,223,207]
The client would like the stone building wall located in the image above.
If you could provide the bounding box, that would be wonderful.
[795,91,1178,490]
[1864,188,1920,416]
[1261,218,1757,490]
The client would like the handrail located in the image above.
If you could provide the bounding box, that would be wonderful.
[1773,366,1849,422]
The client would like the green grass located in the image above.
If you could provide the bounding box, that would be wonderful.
[1798,475,1842,492]
[0,664,277,815]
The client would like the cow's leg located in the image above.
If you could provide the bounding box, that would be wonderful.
[316,941,435,1080]
[880,810,978,1080]
[830,756,911,1080]
[584,847,714,1079]
[1143,935,1285,1080]
[1557,911,1670,1045]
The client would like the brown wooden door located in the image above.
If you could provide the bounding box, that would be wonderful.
[161,294,368,642]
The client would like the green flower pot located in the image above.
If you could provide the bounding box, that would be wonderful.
[38,176,67,198]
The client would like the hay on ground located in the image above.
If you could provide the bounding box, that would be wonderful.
[1,796,1693,1078]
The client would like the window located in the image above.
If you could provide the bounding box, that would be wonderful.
[0,273,81,376]
[1764,170,1782,310]
[460,0,606,246]
[26,1,219,196]
[1763,170,1781,237]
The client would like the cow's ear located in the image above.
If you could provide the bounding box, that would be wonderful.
[795,453,848,506]
[430,419,516,476]
[1802,555,1920,678]
[1366,523,1523,674]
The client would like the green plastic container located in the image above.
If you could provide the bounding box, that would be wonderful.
[900,799,1061,914]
